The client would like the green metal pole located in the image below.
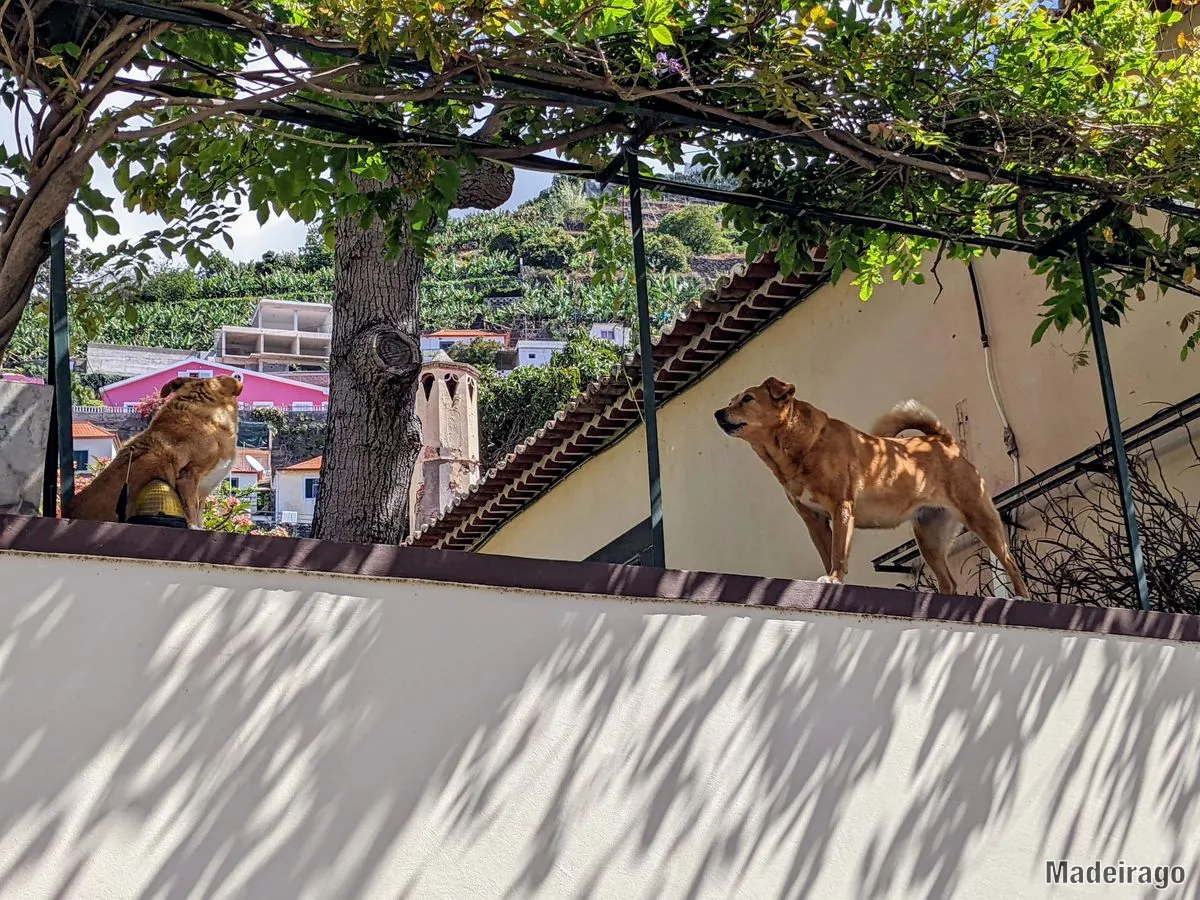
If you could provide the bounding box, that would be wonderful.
[625,150,665,568]
[42,220,74,515]
[1076,235,1150,610]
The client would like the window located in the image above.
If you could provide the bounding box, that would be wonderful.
[198,369,214,378]
[527,353,536,360]
[291,401,314,412]
[600,329,615,340]
[227,476,241,490]
[304,477,320,500]
[73,450,89,471]
[440,340,455,350]
[123,402,136,413]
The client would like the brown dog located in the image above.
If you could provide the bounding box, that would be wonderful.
[715,377,1029,597]
[67,375,243,528]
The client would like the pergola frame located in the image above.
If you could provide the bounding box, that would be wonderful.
[40,0,1200,611]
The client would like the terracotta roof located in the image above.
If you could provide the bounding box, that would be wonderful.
[72,422,117,439]
[406,253,828,551]
[281,455,323,472]
[426,329,510,347]
[231,447,272,480]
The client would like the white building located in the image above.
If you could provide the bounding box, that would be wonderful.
[214,299,332,373]
[514,339,566,368]
[418,329,509,361]
[589,322,631,347]
[274,455,322,526]
[85,343,193,378]
[71,422,119,472]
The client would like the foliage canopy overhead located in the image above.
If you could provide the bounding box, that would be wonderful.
[5,0,1200,352]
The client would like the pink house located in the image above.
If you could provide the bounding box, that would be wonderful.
[100,358,329,411]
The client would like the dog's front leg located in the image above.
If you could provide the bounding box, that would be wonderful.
[793,504,833,575]
[820,501,855,585]
[176,469,204,529]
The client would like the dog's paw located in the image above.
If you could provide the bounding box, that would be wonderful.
[816,575,841,585]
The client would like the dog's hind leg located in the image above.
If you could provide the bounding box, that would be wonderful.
[954,494,1030,598]
[912,508,960,595]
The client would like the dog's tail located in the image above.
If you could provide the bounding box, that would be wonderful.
[873,399,954,441]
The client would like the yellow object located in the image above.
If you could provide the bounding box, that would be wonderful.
[132,479,186,519]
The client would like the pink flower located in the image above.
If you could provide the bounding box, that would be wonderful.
[233,515,252,528]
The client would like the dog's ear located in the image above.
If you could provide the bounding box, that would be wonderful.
[160,377,190,398]
[763,377,795,402]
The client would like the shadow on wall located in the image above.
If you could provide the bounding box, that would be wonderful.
[0,557,1198,900]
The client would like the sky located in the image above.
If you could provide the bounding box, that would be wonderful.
[63,150,556,263]
[0,106,556,265]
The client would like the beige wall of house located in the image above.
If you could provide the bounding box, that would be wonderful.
[3,547,1200,899]
[274,468,319,525]
[482,252,1200,589]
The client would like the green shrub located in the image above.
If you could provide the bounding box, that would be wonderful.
[447,338,502,370]
[519,228,579,269]
[487,222,543,255]
[142,267,199,303]
[656,204,733,255]
[478,365,581,469]
[644,232,690,273]
[299,226,334,272]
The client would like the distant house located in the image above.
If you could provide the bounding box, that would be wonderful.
[213,299,332,373]
[589,323,631,347]
[515,339,566,368]
[85,343,192,378]
[100,358,328,412]
[274,455,322,526]
[228,447,272,492]
[420,329,509,361]
[71,422,118,472]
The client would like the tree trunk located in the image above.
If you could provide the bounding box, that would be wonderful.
[0,140,93,363]
[312,160,513,543]
[311,176,425,544]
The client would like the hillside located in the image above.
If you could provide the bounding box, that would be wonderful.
[6,177,741,371]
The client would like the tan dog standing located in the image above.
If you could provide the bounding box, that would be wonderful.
[67,375,243,528]
[715,377,1029,597]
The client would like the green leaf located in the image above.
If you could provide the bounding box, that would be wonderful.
[649,25,674,46]
[96,215,120,236]
[1031,317,1054,346]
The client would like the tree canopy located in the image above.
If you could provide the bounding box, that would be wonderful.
[4,0,1200,357]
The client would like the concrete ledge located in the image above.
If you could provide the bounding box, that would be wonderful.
[1,513,1197,644]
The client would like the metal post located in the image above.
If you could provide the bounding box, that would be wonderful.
[1076,235,1150,610]
[42,219,73,515]
[625,149,665,568]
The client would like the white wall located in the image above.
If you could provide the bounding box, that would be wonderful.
[85,344,191,378]
[2,548,1199,899]
[274,470,318,524]
[515,341,565,368]
[484,253,1200,592]
[73,436,116,467]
